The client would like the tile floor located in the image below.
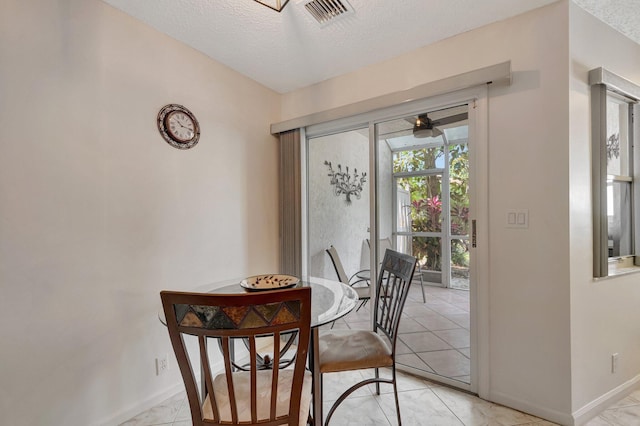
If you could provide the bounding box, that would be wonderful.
[330,281,471,384]
[120,369,640,425]
[123,283,640,425]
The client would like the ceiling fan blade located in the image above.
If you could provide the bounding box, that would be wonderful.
[430,112,468,127]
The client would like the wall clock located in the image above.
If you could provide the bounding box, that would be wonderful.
[157,104,200,150]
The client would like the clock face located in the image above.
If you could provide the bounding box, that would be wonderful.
[157,104,200,150]
[166,111,195,142]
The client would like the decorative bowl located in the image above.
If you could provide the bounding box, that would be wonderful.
[240,274,300,291]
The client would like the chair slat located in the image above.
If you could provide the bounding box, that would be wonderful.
[270,332,281,420]
[199,335,220,423]
[249,337,258,423]
[221,337,239,424]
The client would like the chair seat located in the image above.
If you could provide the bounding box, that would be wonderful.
[203,369,312,425]
[319,330,393,373]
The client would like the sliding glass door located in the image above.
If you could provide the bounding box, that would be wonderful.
[302,94,481,392]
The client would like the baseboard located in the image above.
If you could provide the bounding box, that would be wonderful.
[97,356,231,426]
[489,390,574,425]
[96,381,185,426]
[572,374,640,426]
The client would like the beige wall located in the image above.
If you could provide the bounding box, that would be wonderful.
[0,0,280,424]
[284,1,573,423]
[569,2,640,416]
[3,0,640,424]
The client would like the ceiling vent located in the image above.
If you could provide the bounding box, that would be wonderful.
[300,0,353,25]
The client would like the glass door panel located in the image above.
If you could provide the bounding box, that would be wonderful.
[451,238,470,290]
[393,146,445,172]
[448,139,470,290]
[376,104,472,387]
[305,99,477,391]
[396,175,443,233]
[413,236,442,274]
[449,143,470,236]
[306,128,371,287]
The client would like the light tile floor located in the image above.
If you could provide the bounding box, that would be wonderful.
[336,281,472,384]
[400,283,471,383]
[123,283,640,425]
[120,371,640,425]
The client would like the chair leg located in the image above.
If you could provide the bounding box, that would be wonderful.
[419,272,426,303]
[317,373,324,426]
[375,368,380,395]
[392,367,402,426]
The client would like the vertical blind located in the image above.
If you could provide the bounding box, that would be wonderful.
[279,129,302,276]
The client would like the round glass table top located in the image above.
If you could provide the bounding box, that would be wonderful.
[159,276,358,328]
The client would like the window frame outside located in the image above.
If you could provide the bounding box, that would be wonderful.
[590,67,640,278]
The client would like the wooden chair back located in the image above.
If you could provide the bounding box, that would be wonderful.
[161,287,311,426]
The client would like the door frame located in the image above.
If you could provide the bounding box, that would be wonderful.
[301,86,489,396]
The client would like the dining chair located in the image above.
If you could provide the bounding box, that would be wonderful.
[318,249,417,426]
[368,238,425,303]
[366,237,393,260]
[161,287,312,426]
[326,245,371,311]
[414,261,428,302]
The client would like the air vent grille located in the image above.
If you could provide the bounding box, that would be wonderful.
[302,0,353,24]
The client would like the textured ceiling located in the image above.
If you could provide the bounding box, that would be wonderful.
[574,0,640,44]
[102,0,640,94]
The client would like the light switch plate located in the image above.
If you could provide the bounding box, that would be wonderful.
[506,209,529,228]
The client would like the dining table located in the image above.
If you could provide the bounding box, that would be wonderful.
[159,275,359,425]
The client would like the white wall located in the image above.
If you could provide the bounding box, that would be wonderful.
[283,1,573,422]
[307,131,370,279]
[0,0,280,424]
[569,2,640,416]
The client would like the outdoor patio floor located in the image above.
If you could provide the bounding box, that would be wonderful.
[326,280,471,384]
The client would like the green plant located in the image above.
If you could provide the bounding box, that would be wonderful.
[395,144,470,272]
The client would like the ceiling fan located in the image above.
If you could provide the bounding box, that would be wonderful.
[413,112,468,138]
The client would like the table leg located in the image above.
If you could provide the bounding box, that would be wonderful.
[310,327,322,426]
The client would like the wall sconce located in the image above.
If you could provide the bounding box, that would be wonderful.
[324,161,367,204]
[253,0,290,12]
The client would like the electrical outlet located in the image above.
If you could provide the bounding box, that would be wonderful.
[612,353,619,373]
[156,354,169,376]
